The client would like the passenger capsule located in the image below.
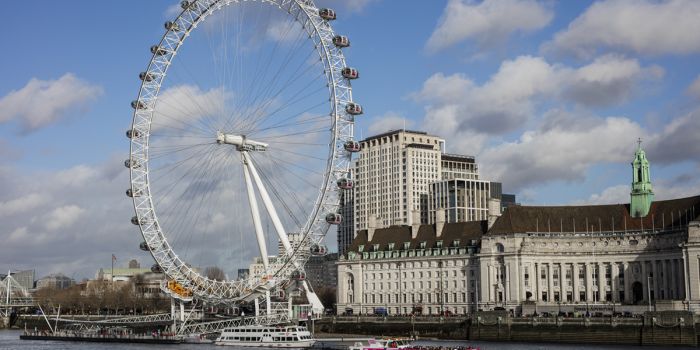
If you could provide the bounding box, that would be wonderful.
[131,100,146,110]
[345,102,363,115]
[310,244,328,256]
[337,178,354,190]
[126,188,143,198]
[124,159,140,169]
[164,21,180,31]
[131,215,141,225]
[341,67,359,79]
[319,8,336,21]
[291,270,307,281]
[325,212,342,225]
[151,264,164,273]
[275,290,286,299]
[180,0,192,9]
[139,72,155,82]
[150,45,168,56]
[343,140,360,152]
[139,241,150,251]
[126,129,141,139]
[332,35,350,48]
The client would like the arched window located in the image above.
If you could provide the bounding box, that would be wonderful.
[495,243,505,253]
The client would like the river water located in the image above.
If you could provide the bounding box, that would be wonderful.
[0,329,694,350]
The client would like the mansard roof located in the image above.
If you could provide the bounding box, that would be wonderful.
[488,195,700,235]
[347,221,487,253]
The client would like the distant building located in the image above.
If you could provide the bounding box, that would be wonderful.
[338,169,355,256]
[10,269,35,290]
[36,273,74,290]
[305,253,338,290]
[128,259,141,269]
[96,267,151,282]
[237,269,250,280]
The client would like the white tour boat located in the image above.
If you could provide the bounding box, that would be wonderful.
[215,325,315,348]
[348,338,413,350]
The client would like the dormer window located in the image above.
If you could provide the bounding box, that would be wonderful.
[436,240,443,248]
[419,241,427,249]
[388,243,395,250]
[358,245,364,252]
[373,244,380,251]
[403,242,410,250]
[453,239,460,247]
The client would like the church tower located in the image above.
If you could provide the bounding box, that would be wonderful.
[630,139,654,217]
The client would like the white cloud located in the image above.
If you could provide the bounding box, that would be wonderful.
[544,0,700,57]
[572,185,629,205]
[479,111,647,190]
[687,75,700,99]
[0,193,51,217]
[367,111,413,135]
[426,0,553,52]
[316,0,379,14]
[0,74,102,133]
[645,108,700,164]
[43,205,85,231]
[164,3,182,19]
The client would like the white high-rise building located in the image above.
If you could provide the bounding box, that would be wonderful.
[353,130,445,232]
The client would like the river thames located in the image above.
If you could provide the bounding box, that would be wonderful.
[0,330,694,350]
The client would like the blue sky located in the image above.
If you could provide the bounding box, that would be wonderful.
[1,0,699,279]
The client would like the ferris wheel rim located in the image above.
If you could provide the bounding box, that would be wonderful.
[127,0,356,303]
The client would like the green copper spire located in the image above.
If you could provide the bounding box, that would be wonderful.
[630,138,654,217]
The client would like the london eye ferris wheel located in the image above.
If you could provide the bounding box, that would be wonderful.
[125,0,361,305]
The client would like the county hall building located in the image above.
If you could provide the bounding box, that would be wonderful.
[336,143,700,316]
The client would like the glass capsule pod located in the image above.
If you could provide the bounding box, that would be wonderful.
[139,72,155,82]
[345,102,363,115]
[337,178,354,189]
[318,8,336,20]
[131,100,146,110]
[310,244,328,256]
[150,45,168,56]
[180,0,192,9]
[151,264,163,273]
[126,129,141,139]
[325,212,342,224]
[291,270,307,281]
[343,140,360,152]
[124,159,140,168]
[332,35,350,48]
[341,67,359,79]
[131,216,141,225]
[139,241,150,251]
[164,21,180,31]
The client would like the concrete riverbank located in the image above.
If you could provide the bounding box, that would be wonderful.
[317,311,698,347]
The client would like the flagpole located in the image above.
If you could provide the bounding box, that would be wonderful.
[111,254,115,287]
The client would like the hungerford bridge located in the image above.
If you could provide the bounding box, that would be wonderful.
[1,270,318,336]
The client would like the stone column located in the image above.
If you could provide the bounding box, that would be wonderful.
[560,263,567,302]
[532,263,540,302]
[659,259,671,300]
[641,260,648,302]
[612,263,619,302]
[548,263,554,302]
[573,263,580,302]
[597,263,605,302]
[505,263,511,302]
[585,263,593,302]
[651,260,659,301]
[623,262,631,303]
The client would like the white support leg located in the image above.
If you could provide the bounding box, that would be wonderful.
[266,291,271,315]
[243,152,294,256]
[302,281,325,315]
[255,298,260,317]
[242,152,269,269]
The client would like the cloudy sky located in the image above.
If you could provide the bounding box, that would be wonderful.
[1,0,699,280]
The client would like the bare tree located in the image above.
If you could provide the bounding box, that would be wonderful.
[204,266,227,281]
